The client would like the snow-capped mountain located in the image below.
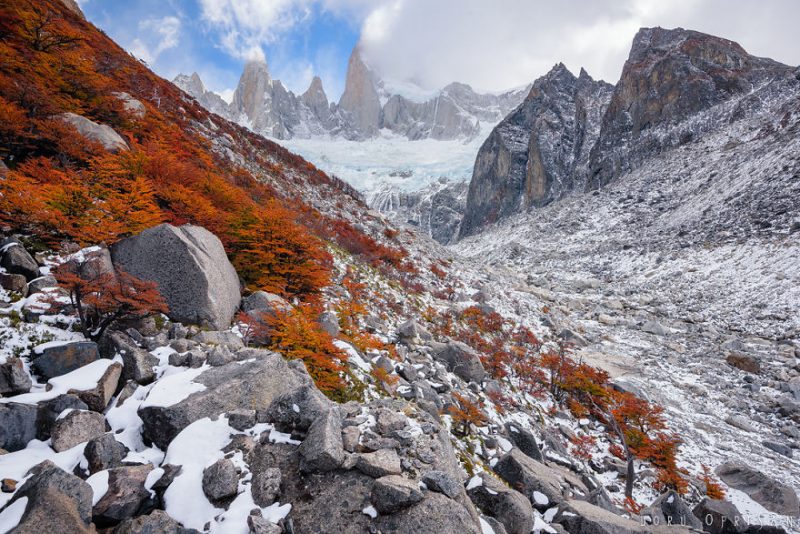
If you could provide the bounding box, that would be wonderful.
[174,46,530,143]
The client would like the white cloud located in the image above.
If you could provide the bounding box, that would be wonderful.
[195,0,800,96]
[129,15,181,65]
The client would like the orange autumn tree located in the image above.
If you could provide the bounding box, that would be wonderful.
[54,256,168,341]
[447,392,488,436]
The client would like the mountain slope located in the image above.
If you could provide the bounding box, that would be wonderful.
[460,27,800,237]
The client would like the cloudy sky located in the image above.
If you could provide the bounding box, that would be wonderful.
[80,0,800,102]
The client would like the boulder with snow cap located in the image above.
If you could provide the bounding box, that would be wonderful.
[50,409,106,452]
[505,422,543,462]
[138,350,309,449]
[101,331,158,385]
[72,361,122,412]
[493,448,565,510]
[430,340,486,383]
[31,341,99,380]
[36,394,88,440]
[85,433,128,474]
[0,237,40,280]
[111,224,241,329]
[2,460,94,533]
[466,471,533,534]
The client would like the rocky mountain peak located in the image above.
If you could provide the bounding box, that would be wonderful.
[338,45,382,139]
[588,26,796,188]
[232,59,273,122]
[60,0,84,18]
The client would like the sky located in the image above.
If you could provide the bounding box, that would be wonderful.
[78,0,800,102]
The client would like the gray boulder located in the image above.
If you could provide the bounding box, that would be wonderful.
[299,408,345,473]
[228,409,257,431]
[138,351,310,449]
[3,461,94,533]
[431,341,486,383]
[493,448,564,509]
[467,472,533,534]
[318,311,340,337]
[0,272,27,294]
[50,409,106,452]
[247,514,282,534]
[113,92,146,118]
[356,449,402,478]
[763,441,793,458]
[36,394,88,441]
[642,490,703,529]
[32,341,99,380]
[85,433,128,473]
[261,383,332,432]
[716,462,800,516]
[0,238,40,280]
[0,358,32,395]
[505,422,543,461]
[242,291,291,314]
[102,332,157,385]
[114,509,200,533]
[0,402,38,451]
[421,470,461,500]
[202,458,239,501]
[60,112,129,152]
[73,361,122,412]
[111,224,241,329]
[554,499,659,533]
[397,320,433,344]
[642,321,669,336]
[251,467,282,506]
[93,464,155,526]
[692,498,747,533]
[375,492,481,533]
[371,474,424,514]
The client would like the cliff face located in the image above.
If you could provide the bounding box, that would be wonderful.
[337,46,383,140]
[460,27,800,238]
[459,65,612,238]
[588,26,797,189]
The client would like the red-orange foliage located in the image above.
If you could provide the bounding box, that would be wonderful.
[570,434,598,461]
[264,305,347,396]
[54,258,167,341]
[447,391,487,436]
[700,465,726,500]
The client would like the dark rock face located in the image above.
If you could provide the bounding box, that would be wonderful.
[492,448,565,510]
[201,458,239,502]
[0,238,40,280]
[642,490,703,529]
[370,474,425,514]
[588,27,795,189]
[692,498,747,534]
[31,341,99,380]
[715,462,800,516]
[460,65,612,237]
[138,351,310,449]
[110,224,241,329]
[0,402,38,452]
[50,409,106,452]
[93,465,155,526]
[430,341,486,383]
[85,433,128,473]
[298,408,345,473]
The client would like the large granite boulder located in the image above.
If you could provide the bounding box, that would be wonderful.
[93,464,155,527]
[111,224,241,329]
[0,358,32,396]
[60,112,129,152]
[138,350,311,449]
[0,237,40,280]
[430,341,486,383]
[0,402,38,452]
[31,341,99,380]
[493,448,565,510]
[467,472,533,534]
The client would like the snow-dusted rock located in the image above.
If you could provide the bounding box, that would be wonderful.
[92,464,154,526]
[139,351,310,449]
[505,422,543,462]
[3,461,93,533]
[554,499,667,534]
[50,409,106,452]
[59,112,129,152]
[691,497,746,533]
[261,381,332,433]
[32,341,99,381]
[74,361,121,412]
[421,470,461,500]
[0,272,27,294]
[715,462,800,516]
[101,332,157,385]
[85,433,128,474]
[0,238,40,280]
[111,224,241,330]
[251,467,282,507]
[641,490,703,530]
[36,394,88,441]
[493,448,565,510]
[466,472,533,534]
